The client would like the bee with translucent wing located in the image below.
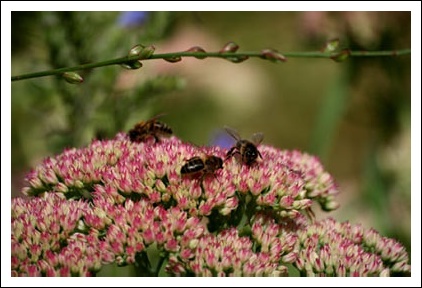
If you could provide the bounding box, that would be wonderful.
[224,126,263,166]
[128,113,172,143]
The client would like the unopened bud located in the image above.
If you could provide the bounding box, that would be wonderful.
[186,46,207,59]
[163,56,182,63]
[260,49,287,62]
[322,38,340,53]
[62,72,84,84]
[74,180,84,188]
[121,61,143,70]
[128,45,143,57]
[128,44,155,60]
[330,49,350,62]
[322,200,340,211]
[380,268,390,277]
[139,45,155,59]
[219,41,239,53]
[225,55,249,63]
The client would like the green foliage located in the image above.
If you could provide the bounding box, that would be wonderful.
[11,12,182,179]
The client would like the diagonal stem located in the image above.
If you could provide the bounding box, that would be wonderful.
[11,49,411,82]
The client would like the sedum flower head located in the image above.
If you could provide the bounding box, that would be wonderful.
[12,133,410,277]
[294,218,411,277]
[22,133,339,219]
[11,195,101,276]
[166,227,288,277]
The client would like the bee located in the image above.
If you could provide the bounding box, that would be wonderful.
[224,126,264,165]
[180,155,223,180]
[128,114,172,143]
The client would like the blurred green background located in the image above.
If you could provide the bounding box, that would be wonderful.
[11,11,411,274]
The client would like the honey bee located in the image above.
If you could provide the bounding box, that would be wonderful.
[180,155,223,180]
[128,114,172,143]
[224,126,263,165]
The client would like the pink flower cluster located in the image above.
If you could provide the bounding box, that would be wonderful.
[83,196,208,267]
[294,218,411,276]
[167,228,289,277]
[11,195,101,276]
[12,133,410,277]
[22,133,339,218]
[166,212,299,276]
[11,192,208,276]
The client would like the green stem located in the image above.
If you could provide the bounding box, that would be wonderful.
[134,251,153,277]
[154,256,166,277]
[11,49,411,82]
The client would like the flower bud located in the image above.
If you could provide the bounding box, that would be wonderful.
[380,268,390,277]
[322,200,340,211]
[225,55,249,63]
[121,61,143,70]
[321,38,340,53]
[62,72,84,84]
[74,180,84,189]
[128,44,155,60]
[330,49,350,62]
[260,49,287,62]
[281,251,297,263]
[128,44,144,57]
[55,182,69,193]
[219,41,239,53]
[163,56,182,63]
[186,46,207,59]
[28,176,44,189]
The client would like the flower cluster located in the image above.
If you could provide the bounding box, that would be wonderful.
[11,192,208,276]
[167,227,289,277]
[11,195,100,276]
[12,133,410,277]
[83,196,208,267]
[166,212,300,276]
[294,218,411,276]
[22,133,339,219]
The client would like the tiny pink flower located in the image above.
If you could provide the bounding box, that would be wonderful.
[165,239,179,252]
[59,266,70,277]
[282,251,298,263]
[27,264,40,277]
[279,195,294,209]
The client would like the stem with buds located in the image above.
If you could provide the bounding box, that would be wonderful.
[11,40,410,82]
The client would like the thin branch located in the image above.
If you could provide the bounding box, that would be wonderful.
[11,48,411,82]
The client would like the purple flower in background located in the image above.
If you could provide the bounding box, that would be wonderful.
[209,129,235,149]
[118,11,149,28]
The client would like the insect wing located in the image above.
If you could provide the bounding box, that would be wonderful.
[251,132,264,146]
[149,113,167,122]
[224,126,241,141]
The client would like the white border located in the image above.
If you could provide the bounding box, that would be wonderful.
[2,2,420,287]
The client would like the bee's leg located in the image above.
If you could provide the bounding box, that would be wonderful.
[199,172,207,190]
[257,150,263,159]
[205,170,221,184]
[225,147,237,161]
[212,173,221,184]
[128,129,137,142]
